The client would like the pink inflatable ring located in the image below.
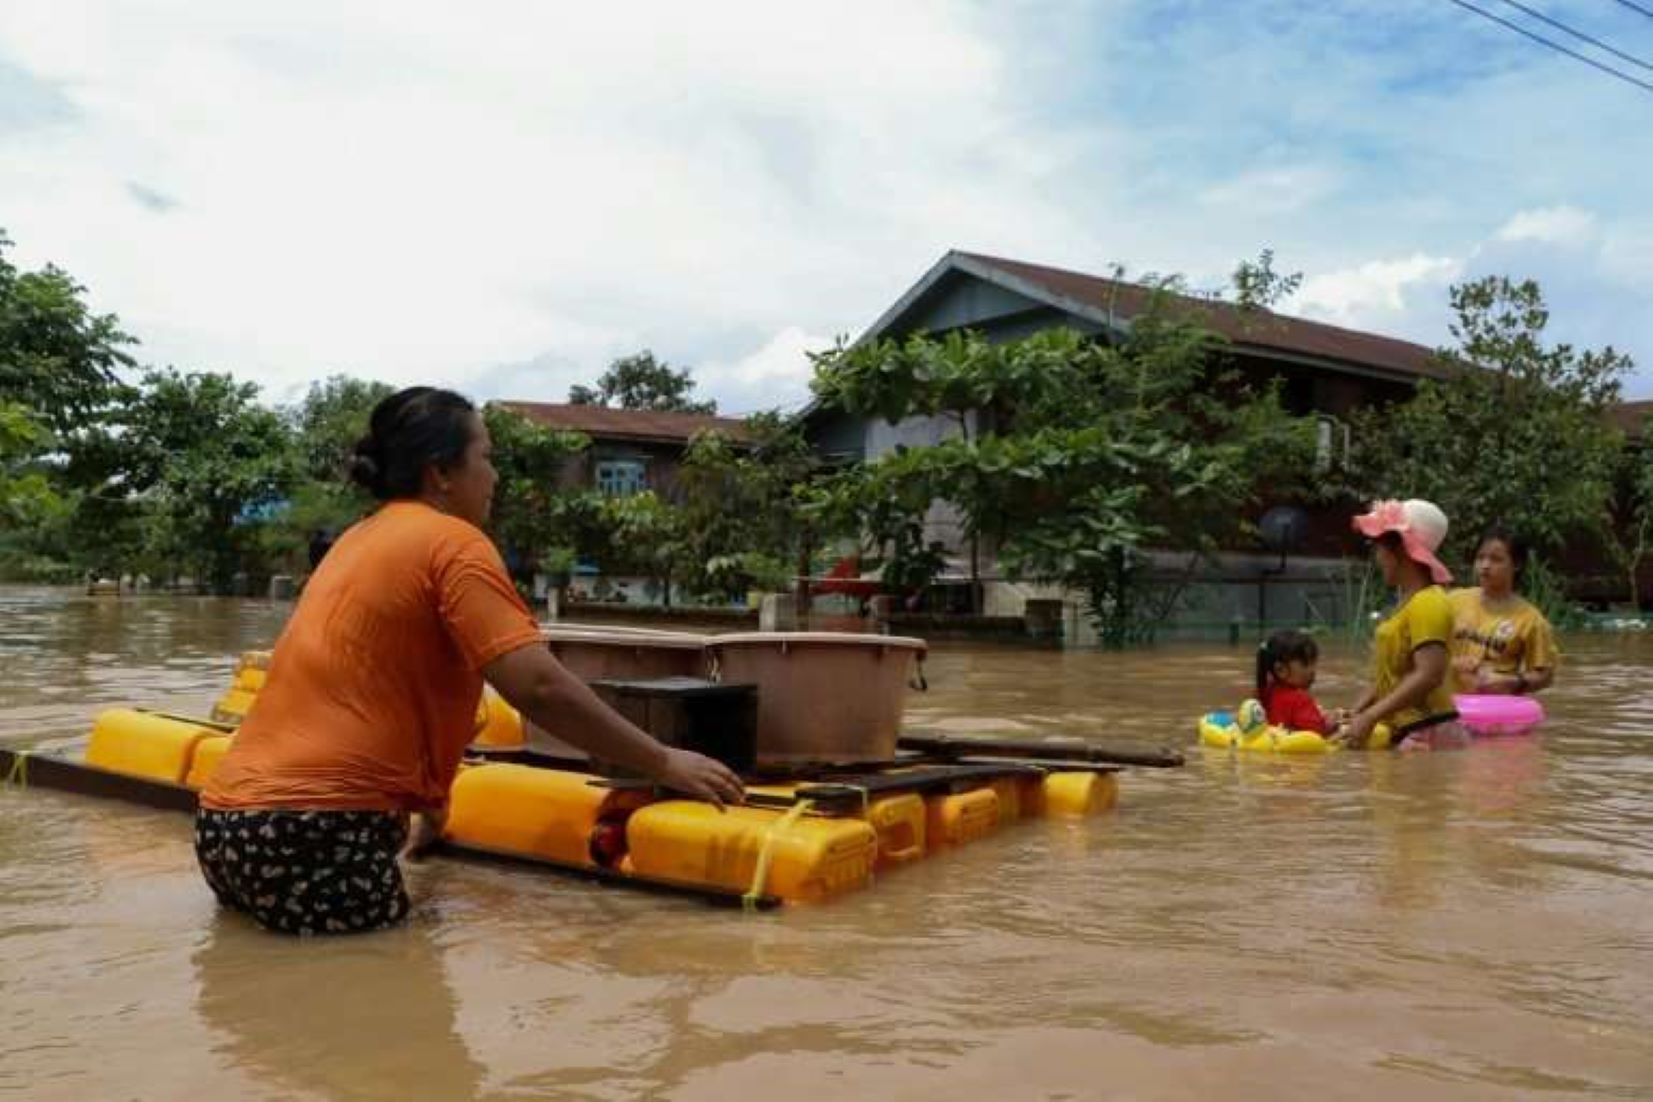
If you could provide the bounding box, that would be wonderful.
[1454,694,1545,735]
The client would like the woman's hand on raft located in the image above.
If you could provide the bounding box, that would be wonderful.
[655,748,746,809]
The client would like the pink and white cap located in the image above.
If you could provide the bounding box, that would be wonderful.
[1352,499,1452,585]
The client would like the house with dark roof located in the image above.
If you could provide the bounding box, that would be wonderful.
[810,249,1443,463]
[813,251,1653,624]
[804,250,1465,631]
[493,401,749,499]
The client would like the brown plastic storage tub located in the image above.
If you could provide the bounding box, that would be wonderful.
[705,632,927,764]
[532,627,712,756]
[542,626,711,680]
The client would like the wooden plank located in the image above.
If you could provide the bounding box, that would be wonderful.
[899,732,1184,769]
[1,747,198,812]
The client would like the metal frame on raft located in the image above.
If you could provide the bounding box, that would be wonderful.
[5,642,1186,909]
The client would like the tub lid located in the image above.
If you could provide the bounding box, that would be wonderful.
[707,631,926,653]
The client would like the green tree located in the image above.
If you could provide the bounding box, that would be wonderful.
[0,401,63,530]
[0,230,136,437]
[482,404,591,582]
[1352,276,1630,562]
[675,413,826,598]
[120,369,297,592]
[274,376,396,551]
[1604,423,1653,609]
[569,350,716,414]
[810,285,1316,644]
[599,490,690,606]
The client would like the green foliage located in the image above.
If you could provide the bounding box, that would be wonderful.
[1352,277,1629,561]
[703,551,792,596]
[568,350,716,413]
[254,376,399,557]
[1521,552,1589,630]
[482,404,591,578]
[537,545,578,583]
[0,231,136,438]
[1603,426,1653,608]
[116,369,297,592]
[810,300,1317,644]
[1229,248,1303,312]
[598,490,690,603]
[674,413,829,598]
[0,401,63,529]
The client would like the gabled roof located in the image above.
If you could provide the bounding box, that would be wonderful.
[493,401,750,446]
[861,250,1446,383]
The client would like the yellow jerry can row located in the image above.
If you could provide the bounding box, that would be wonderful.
[185,735,234,789]
[211,688,257,726]
[924,787,1000,847]
[1042,771,1118,817]
[862,792,926,867]
[233,665,267,693]
[623,801,878,904]
[444,764,650,868]
[988,775,1046,824]
[85,709,220,785]
[471,689,525,748]
[746,786,928,869]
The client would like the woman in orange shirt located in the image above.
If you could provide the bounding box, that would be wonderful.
[197,387,743,935]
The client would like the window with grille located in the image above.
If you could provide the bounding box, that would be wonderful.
[595,459,647,496]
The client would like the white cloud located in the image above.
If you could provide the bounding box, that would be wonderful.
[0,1,1096,406]
[1495,206,1598,247]
[1,0,1650,407]
[1199,164,1340,214]
[1287,210,1653,397]
[1294,254,1462,327]
[698,326,834,414]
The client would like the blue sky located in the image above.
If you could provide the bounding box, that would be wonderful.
[1,0,1649,412]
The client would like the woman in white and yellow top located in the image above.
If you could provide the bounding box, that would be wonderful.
[1449,526,1558,696]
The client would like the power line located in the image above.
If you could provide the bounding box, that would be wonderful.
[1494,0,1653,71]
[1610,1,1653,22]
[1442,0,1653,94]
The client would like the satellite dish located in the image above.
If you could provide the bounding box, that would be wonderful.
[1259,505,1309,553]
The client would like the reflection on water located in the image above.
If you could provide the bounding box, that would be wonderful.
[2,585,1651,1099]
[193,918,483,1101]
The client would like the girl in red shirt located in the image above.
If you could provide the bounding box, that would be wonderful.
[1256,630,1335,734]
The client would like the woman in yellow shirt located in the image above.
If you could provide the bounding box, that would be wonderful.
[1344,499,1465,749]
[1449,526,1558,696]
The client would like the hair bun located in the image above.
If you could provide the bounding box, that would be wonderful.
[347,435,386,494]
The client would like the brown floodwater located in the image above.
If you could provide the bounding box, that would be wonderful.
[1,585,1650,1100]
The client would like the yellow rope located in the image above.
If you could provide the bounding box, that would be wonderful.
[4,750,29,789]
[743,798,814,911]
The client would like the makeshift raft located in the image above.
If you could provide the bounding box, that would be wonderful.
[1,645,1182,908]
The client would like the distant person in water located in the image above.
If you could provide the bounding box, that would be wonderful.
[306,529,334,572]
[196,387,743,936]
[1449,526,1558,696]
[1256,630,1337,734]
[1342,499,1465,750]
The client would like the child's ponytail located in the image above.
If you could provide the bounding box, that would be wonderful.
[1257,630,1318,699]
[1255,638,1275,700]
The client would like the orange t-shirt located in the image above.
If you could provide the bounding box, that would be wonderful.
[202,501,543,812]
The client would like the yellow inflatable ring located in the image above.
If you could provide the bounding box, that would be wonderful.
[1197,710,1336,754]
